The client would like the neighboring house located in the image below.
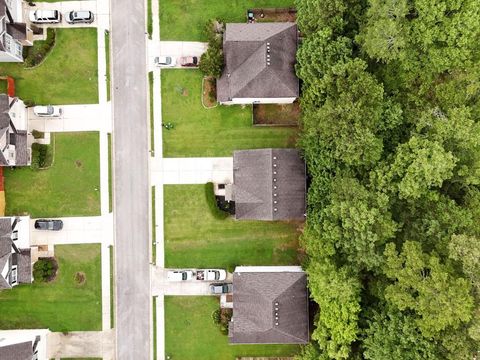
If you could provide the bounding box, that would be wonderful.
[0,216,33,290]
[0,329,49,360]
[0,0,34,62]
[217,23,299,105]
[229,148,306,221]
[229,266,309,344]
[0,93,32,166]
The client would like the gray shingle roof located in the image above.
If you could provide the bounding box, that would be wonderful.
[233,149,306,221]
[6,23,27,41]
[14,131,28,165]
[0,341,33,360]
[229,271,309,344]
[217,23,299,102]
[17,248,32,284]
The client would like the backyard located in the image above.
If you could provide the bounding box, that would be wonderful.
[0,28,98,105]
[165,296,300,360]
[5,132,100,218]
[160,0,295,41]
[162,70,297,157]
[0,244,102,331]
[164,184,302,269]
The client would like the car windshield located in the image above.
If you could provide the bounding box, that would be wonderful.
[182,272,187,280]
[164,57,171,65]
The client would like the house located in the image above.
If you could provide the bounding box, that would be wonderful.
[0,216,33,290]
[229,148,306,221]
[228,266,309,344]
[217,23,299,105]
[0,0,34,62]
[0,329,49,360]
[0,93,32,166]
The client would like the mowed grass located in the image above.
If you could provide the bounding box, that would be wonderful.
[0,28,98,105]
[164,185,301,268]
[4,132,100,218]
[166,296,300,360]
[162,70,297,157]
[160,0,295,41]
[0,244,102,331]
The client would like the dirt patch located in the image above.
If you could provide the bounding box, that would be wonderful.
[74,271,86,285]
[182,88,189,96]
[253,103,300,126]
[251,8,297,23]
[75,160,83,168]
[202,77,217,108]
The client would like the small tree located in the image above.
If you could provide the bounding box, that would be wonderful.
[33,258,57,282]
[199,20,224,78]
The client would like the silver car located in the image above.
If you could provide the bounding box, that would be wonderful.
[66,10,94,24]
[210,283,233,294]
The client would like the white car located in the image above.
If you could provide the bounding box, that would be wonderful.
[29,10,61,24]
[154,56,176,67]
[196,269,226,281]
[33,105,62,117]
[167,270,193,281]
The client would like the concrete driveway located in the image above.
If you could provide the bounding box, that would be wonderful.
[30,215,113,246]
[28,104,111,132]
[47,330,114,360]
[24,1,105,29]
[151,267,218,296]
[151,157,233,185]
[148,41,207,70]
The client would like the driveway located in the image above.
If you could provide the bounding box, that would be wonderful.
[148,41,207,70]
[151,267,215,296]
[28,104,111,133]
[24,1,105,29]
[151,157,233,185]
[29,215,113,246]
[47,330,114,360]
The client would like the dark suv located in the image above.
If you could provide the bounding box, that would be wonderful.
[34,219,63,231]
[210,283,233,294]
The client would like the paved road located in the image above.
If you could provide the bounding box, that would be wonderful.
[111,0,150,358]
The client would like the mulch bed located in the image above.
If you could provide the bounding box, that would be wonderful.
[250,8,296,23]
[253,103,300,126]
[202,77,217,108]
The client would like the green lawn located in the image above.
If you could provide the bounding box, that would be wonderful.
[164,185,301,269]
[160,0,295,41]
[166,296,300,360]
[0,244,102,331]
[162,70,297,157]
[5,132,100,218]
[0,28,98,105]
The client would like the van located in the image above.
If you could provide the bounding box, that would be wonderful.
[29,10,61,24]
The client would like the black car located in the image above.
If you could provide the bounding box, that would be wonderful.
[34,219,63,231]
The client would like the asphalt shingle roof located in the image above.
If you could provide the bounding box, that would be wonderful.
[0,341,33,360]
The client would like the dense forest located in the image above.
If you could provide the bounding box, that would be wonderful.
[294,0,480,359]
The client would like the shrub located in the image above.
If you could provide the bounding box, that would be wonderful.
[213,308,232,335]
[33,257,57,282]
[212,308,221,324]
[23,28,56,68]
[226,263,237,273]
[31,143,53,169]
[199,20,224,78]
[31,130,44,139]
[204,182,229,220]
[23,99,35,107]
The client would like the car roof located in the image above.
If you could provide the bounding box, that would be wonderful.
[73,11,92,17]
[36,10,58,17]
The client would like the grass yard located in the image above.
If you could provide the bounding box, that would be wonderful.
[166,296,300,360]
[160,0,295,41]
[162,70,297,157]
[5,132,100,218]
[0,28,98,105]
[0,244,102,331]
[164,185,301,269]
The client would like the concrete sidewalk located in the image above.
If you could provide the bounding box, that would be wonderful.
[28,104,112,133]
[47,330,114,360]
[151,157,233,185]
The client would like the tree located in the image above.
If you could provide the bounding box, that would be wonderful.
[199,20,224,78]
[384,241,474,337]
[308,259,362,359]
[448,234,480,288]
[318,176,397,270]
[363,309,438,360]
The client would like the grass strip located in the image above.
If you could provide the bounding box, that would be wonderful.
[152,186,156,264]
[149,71,155,152]
[147,0,153,39]
[105,30,111,101]
[109,245,114,328]
[153,296,157,359]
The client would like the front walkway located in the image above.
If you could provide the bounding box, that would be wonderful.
[47,330,114,360]
[151,157,233,185]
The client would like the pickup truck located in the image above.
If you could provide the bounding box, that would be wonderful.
[196,269,226,281]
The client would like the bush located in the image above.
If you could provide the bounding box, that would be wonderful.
[31,130,44,139]
[205,182,229,220]
[212,308,221,324]
[31,143,52,169]
[199,20,224,78]
[23,28,56,67]
[226,263,237,274]
[23,99,35,107]
[33,258,57,282]
[212,308,232,335]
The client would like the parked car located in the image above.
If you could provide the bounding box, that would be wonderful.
[196,269,226,281]
[154,56,176,67]
[167,270,193,281]
[34,219,63,231]
[210,283,233,294]
[29,10,61,24]
[33,105,62,117]
[179,56,198,67]
[66,10,94,24]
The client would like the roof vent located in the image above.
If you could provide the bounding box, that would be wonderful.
[267,42,270,46]
[273,178,277,182]
[267,61,271,66]
[273,186,277,190]
[274,208,278,212]
[273,193,277,197]
[274,200,277,204]
[275,302,279,306]
[273,164,277,168]
[275,322,279,326]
